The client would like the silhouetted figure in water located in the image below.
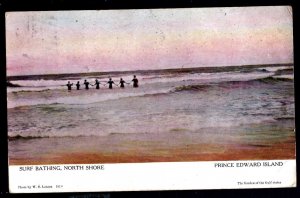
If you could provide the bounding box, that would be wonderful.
[107,78,117,89]
[94,79,100,89]
[76,81,80,90]
[119,78,128,88]
[132,75,139,88]
[84,80,90,89]
[66,81,73,90]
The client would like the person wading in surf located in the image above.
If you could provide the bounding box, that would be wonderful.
[119,78,129,88]
[93,79,101,89]
[84,80,90,90]
[76,81,80,90]
[106,78,118,89]
[66,81,73,90]
[132,75,139,88]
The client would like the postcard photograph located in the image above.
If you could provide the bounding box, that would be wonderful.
[6,6,295,192]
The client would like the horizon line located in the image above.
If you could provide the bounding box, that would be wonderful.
[7,62,294,79]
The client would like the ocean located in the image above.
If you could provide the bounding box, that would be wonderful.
[7,65,295,164]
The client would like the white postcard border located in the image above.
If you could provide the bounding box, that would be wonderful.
[9,159,296,193]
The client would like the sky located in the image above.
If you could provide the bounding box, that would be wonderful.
[6,6,293,76]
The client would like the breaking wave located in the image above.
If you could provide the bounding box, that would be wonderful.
[8,74,293,109]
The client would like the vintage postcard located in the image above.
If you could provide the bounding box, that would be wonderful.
[6,6,295,192]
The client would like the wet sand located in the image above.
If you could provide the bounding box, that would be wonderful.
[9,128,295,165]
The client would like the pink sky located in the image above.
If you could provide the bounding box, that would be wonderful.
[6,6,293,76]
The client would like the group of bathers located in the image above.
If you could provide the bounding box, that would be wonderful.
[66,75,139,90]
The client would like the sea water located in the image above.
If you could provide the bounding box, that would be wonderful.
[7,65,295,162]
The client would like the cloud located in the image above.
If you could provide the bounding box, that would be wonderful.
[22,53,30,58]
[6,7,293,76]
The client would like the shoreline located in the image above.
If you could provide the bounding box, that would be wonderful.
[9,135,295,165]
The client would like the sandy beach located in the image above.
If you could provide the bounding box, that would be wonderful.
[9,122,295,165]
[10,139,295,165]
